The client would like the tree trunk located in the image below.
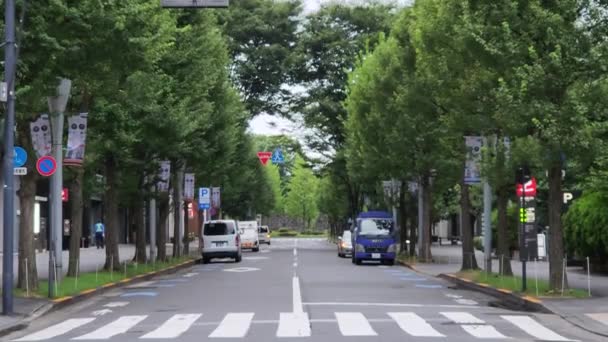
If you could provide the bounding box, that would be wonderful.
[419,177,433,262]
[157,196,169,262]
[460,182,479,270]
[17,169,38,291]
[408,192,417,257]
[134,199,147,263]
[497,186,513,276]
[183,200,190,255]
[104,155,121,271]
[67,168,84,277]
[548,162,567,290]
[172,165,183,258]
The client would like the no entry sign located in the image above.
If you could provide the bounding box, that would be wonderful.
[36,156,57,177]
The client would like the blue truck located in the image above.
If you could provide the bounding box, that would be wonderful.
[351,211,397,265]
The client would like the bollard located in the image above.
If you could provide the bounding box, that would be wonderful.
[587,257,591,297]
[124,261,127,279]
[111,255,114,281]
[534,258,539,297]
[561,257,566,296]
[75,258,80,290]
[53,255,58,297]
[96,263,99,284]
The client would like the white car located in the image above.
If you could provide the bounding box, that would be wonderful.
[258,225,271,245]
[238,221,260,252]
[201,220,242,263]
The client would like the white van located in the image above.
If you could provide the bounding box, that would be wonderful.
[238,221,260,252]
[201,220,242,263]
[258,225,271,245]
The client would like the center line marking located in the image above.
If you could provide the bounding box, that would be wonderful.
[292,276,304,313]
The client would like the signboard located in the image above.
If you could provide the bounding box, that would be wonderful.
[161,0,229,8]
[30,114,52,158]
[184,173,195,200]
[516,177,537,197]
[157,160,171,192]
[14,146,27,167]
[464,136,483,184]
[257,151,272,166]
[14,167,27,176]
[36,156,57,177]
[211,187,221,209]
[64,113,88,166]
[271,148,285,164]
[198,187,210,210]
[518,196,538,261]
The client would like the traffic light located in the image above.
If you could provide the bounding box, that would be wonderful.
[519,207,526,223]
[516,165,531,184]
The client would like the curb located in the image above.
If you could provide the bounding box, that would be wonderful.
[438,273,552,313]
[0,259,196,337]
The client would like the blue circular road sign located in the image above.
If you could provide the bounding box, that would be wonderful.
[14,147,27,167]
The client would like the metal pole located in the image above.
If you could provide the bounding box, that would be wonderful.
[149,195,157,262]
[417,179,423,257]
[520,194,527,292]
[483,180,492,273]
[2,0,17,314]
[50,110,64,284]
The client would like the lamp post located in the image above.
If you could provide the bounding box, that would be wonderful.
[2,0,17,315]
[47,78,71,298]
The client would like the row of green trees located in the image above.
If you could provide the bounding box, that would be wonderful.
[10,0,306,293]
[342,0,608,291]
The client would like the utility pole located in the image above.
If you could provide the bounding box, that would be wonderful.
[2,0,17,315]
[149,184,157,262]
[483,180,492,273]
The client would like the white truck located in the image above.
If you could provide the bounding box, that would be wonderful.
[238,221,260,252]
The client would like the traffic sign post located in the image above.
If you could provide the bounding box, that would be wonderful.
[516,167,538,292]
[13,146,27,167]
[199,187,210,210]
[271,148,285,164]
[257,151,272,166]
[36,156,57,177]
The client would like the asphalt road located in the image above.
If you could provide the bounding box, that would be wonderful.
[6,238,603,341]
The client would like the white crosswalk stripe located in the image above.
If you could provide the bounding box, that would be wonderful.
[73,315,147,340]
[140,314,202,339]
[441,312,507,339]
[14,318,96,341]
[501,315,573,341]
[335,312,377,336]
[13,311,575,341]
[209,313,254,338]
[388,312,445,337]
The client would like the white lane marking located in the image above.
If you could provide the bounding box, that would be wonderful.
[73,315,147,340]
[303,302,481,309]
[587,313,608,326]
[293,276,304,313]
[445,294,462,299]
[293,262,298,267]
[209,313,254,338]
[103,302,129,308]
[126,281,155,288]
[276,313,311,337]
[293,248,297,257]
[14,318,95,341]
[501,315,574,341]
[223,267,259,273]
[92,309,112,316]
[335,312,377,336]
[440,312,485,324]
[455,298,478,305]
[388,312,445,337]
[183,272,198,278]
[243,256,269,260]
[140,314,201,339]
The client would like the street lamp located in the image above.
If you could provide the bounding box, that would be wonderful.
[47,78,71,298]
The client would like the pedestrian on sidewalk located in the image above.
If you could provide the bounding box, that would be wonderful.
[94,220,105,249]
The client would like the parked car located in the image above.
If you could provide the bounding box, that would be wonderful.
[338,230,353,257]
[258,225,271,245]
[201,220,241,264]
[238,221,260,252]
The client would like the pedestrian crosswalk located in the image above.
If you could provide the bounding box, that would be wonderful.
[14,311,575,341]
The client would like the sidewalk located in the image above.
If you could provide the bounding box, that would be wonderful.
[0,297,52,337]
[411,244,608,337]
[1,242,199,281]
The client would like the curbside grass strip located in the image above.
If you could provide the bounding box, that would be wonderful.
[48,259,197,311]
[438,273,552,313]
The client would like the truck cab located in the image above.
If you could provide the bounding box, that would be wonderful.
[351,211,397,265]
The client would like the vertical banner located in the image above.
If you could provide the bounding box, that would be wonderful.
[211,187,221,209]
[64,113,88,166]
[30,114,52,158]
[464,136,483,184]
[184,173,195,200]
[157,160,171,192]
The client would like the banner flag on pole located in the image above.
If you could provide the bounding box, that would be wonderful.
[64,113,88,166]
